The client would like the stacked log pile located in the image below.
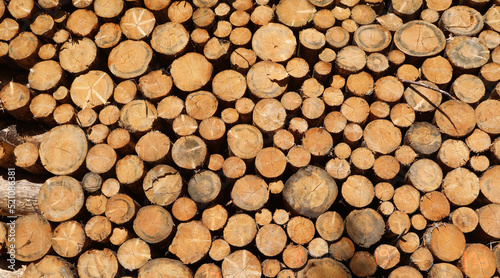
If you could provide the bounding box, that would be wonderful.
[1,0,500,277]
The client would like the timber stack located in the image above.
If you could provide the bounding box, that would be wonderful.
[1,0,500,277]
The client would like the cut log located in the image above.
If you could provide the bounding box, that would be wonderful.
[209,239,230,261]
[354,24,391,53]
[435,100,476,137]
[85,193,107,215]
[222,156,246,179]
[8,31,40,69]
[119,100,157,134]
[66,9,98,37]
[287,216,315,244]
[275,0,316,28]
[195,264,222,278]
[222,250,261,278]
[420,191,450,221]
[255,147,287,178]
[212,70,246,102]
[143,165,183,206]
[168,1,193,23]
[77,249,119,278]
[105,193,140,225]
[341,96,369,124]
[345,208,385,248]
[15,214,52,262]
[394,20,446,58]
[405,122,441,155]
[95,23,122,50]
[14,142,45,174]
[388,266,423,278]
[262,259,281,278]
[475,99,500,135]
[342,175,374,208]
[350,251,377,277]
[202,204,228,231]
[428,263,463,278]
[117,238,151,271]
[438,139,470,168]
[363,119,402,154]
[120,8,155,40]
[297,258,351,278]
[450,207,478,233]
[445,36,489,72]
[38,175,84,222]
[168,221,210,264]
[188,170,221,204]
[224,213,257,247]
[393,184,420,214]
[410,247,433,271]
[59,38,97,74]
[282,244,308,269]
[256,224,287,257]
[172,197,197,221]
[252,23,296,63]
[424,223,466,262]
[247,61,289,99]
[23,255,77,278]
[0,18,19,42]
[108,40,153,79]
[375,244,400,270]
[440,6,483,36]
[138,258,193,278]
[133,205,173,244]
[283,165,337,218]
[458,244,497,278]
[443,167,479,206]
[85,215,112,243]
[335,46,366,76]
[477,204,500,239]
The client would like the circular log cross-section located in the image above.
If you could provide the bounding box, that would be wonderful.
[231,175,269,211]
[39,124,88,175]
[59,38,97,74]
[424,223,466,262]
[247,61,289,99]
[364,119,402,155]
[345,208,385,248]
[78,249,119,278]
[354,24,391,53]
[15,214,52,262]
[52,221,87,258]
[227,124,264,160]
[108,40,153,79]
[120,8,156,40]
[38,175,84,222]
[151,22,189,57]
[143,165,183,206]
[440,6,483,36]
[435,100,476,137]
[133,205,173,244]
[446,36,490,71]
[119,100,157,134]
[168,221,212,264]
[394,20,446,57]
[70,70,114,109]
[283,165,338,218]
[252,23,296,62]
[138,258,193,278]
[170,52,213,92]
[172,135,207,170]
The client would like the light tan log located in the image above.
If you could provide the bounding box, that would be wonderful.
[411,214,427,231]
[77,249,119,278]
[273,129,295,151]
[202,204,228,231]
[119,8,155,41]
[329,237,355,262]
[407,158,442,192]
[119,100,157,134]
[170,52,212,92]
[262,259,281,278]
[404,122,441,155]
[209,239,230,262]
[172,197,197,221]
[477,204,500,239]
[95,23,122,50]
[438,139,470,169]
[109,40,153,79]
[287,216,315,245]
[394,21,446,58]
[0,18,20,42]
[446,36,489,72]
[435,100,476,137]
[428,263,463,278]
[135,131,170,164]
[247,61,289,99]
[256,224,287,257]
[424,223,466,262]
[169,221,211,264]
[138,258,193,277]
[410,247,433,271]
[363,119,402,154]
[388,266,423,278]
[345,208,384,248]
[101,178,121,198]
[172,114,197,137]
[66,9,98,37]
[85,193,107,215]
[443,167,479,206]
[105,193,139,225]
[195,264,222,278]
[393,184,420,214]
[168,1,193,23]
[143,165,183,206]
[59,38,97,74]
[450,207,478,233]
[230,48,257,74]
[255,209,272,226]
[133,205,173,244]
[297,258,350,278]
[85,215,112,243]
[275,0,315,28]
[458,244,497,278]
[222,156,246,179]
[375,244,400,270]
[86,144,117,175]
[15,214,52,262]
[222,250,261,278]
[8,32,40,69]
[342,175,374,208]
[252,23,296,63]
[476,99,500,135]
[23,255,77,278]
[224,213,257,247]
[117,238,151,271]
[282,244,308,269]
[420,191,450,222]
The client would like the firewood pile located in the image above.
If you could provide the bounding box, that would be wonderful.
[1,0,500,277]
